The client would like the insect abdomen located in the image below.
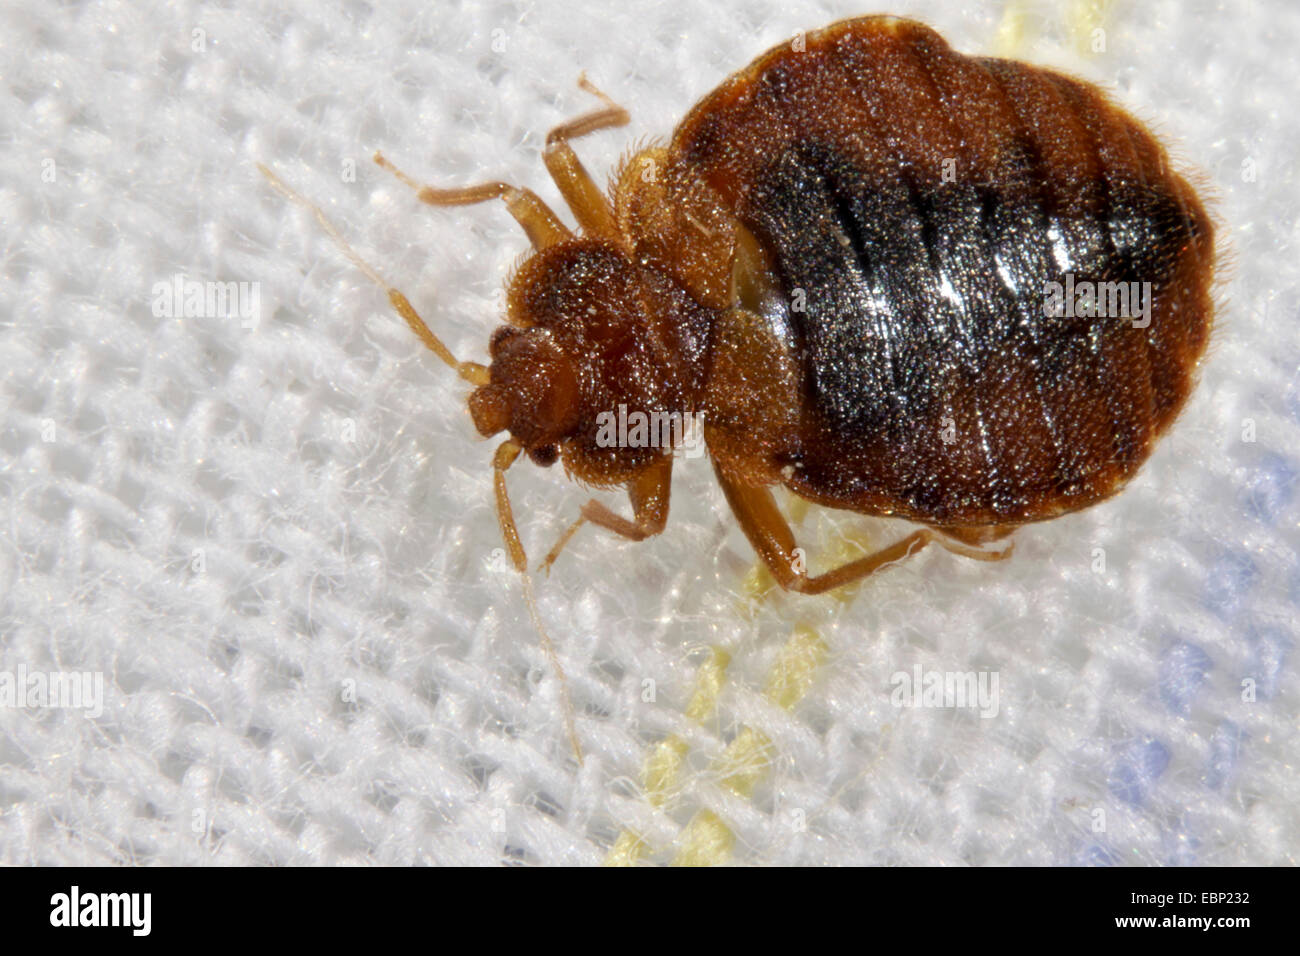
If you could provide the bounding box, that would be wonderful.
[675,17,1214,524]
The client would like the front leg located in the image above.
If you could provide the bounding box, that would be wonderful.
[542,74,630,237]
[541,455,672,572]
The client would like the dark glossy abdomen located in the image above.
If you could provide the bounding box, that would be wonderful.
[676,18,1215,524]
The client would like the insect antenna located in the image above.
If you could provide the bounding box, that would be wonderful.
[257,163,489,385]
[258,163,584,765]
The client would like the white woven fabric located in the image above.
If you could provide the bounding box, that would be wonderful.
[1,0,1295,865]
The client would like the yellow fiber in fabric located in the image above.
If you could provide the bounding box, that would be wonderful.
[671,627,826,865]
[607,628,827,865]
[604,648,730,866]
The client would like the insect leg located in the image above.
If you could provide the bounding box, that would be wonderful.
[935,525,1016,558]
[542,74,630,236]
[372,152,571,250]
[258,164,489,385]
[714,467,1008,595]
[540,455,671,573]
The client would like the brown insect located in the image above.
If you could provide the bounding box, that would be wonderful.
[263,14,1214,597]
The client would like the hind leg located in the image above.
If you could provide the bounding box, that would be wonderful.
[935,524,1016,556]
[717,470,1013,595]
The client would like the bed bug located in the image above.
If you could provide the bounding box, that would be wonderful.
[262,14,1214,596]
